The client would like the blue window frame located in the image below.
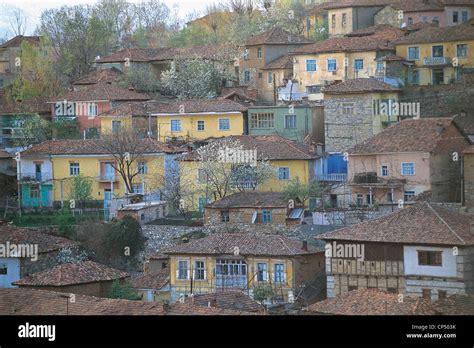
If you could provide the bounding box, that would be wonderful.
[262,210,272,223]
[244,70,250,82]
[401,162,415,175]
[354,59,364,71]
[219,119,230,130]
[408,47,420,60]
[306,59,317,72]
[257,263,267,281]
[327,59,337,72]
[274,264,285,283]
[171,120,181,132]
[285,114,296,129]
[278,167,290,180]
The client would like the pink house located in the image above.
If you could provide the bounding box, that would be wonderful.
[347,117,469,206]
[49,82,150,136]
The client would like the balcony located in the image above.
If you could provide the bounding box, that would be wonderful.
[18,172,52,183]
[98,174,118,182]
[423,57,451,66]
[328,258,404,276]
[352,172,378,184]
[315,173,347,182]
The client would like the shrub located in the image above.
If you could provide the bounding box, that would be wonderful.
[108,279,141,300]
[105,216,146,258]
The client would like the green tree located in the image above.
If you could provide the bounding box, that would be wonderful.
[281,178,323,206]
[68,175,93,209]
[52,119,81,140]
[116,64,161,94]
[105,215,146,258]
[108,279,141,300]
[12,114,52,149]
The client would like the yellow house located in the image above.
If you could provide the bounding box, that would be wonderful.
[19,139,179,207]
[160,233,324,303]
[179,135,318,211]
[291,25,405,100]
[100,99,247,142]
[394,20,474,85]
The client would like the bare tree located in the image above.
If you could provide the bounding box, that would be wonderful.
[9,7,27,36]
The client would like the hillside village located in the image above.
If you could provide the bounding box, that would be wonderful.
[1,0,474,317]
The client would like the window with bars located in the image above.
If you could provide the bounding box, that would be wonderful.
[250,113,274,129]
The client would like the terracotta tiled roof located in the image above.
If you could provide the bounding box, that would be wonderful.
[346,24,404,37]
[262,55,293,70]
[181,135,319,161]
[206,192,288,209]
[292,27,405,54]
[378,53,407,62]
[13,261,130,287]
[316,202,474,246]
[73,68,122,86]
[161,233,321,256]
[0,150,12,158]
[184,290,265,313]
[245,27,314,46]
[220,87,258,102]
[464,145,474,154]
[394,20,474,45]
[0,288,254,315]
[0,224,76,254]
[434,294,474,315]
[324,0,444,12]
[307,289,439,315]
[322,78,400,94]
[441,0,474,7]
[102,98,247,117]
[0,96,50,115]
[96,45,231,63]
[49,83,150,102]
[131,268,169,290]
[347,118,460,154]
[21,139,180,157]
[454,113,474,137]
[0,35,40,48]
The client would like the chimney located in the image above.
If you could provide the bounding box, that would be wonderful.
[302,240,308,251]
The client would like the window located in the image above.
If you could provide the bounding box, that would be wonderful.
[457,44,468,58]
[327,59,337,72]
[112,120,121,133]
[401,162,415,175]
[197,120,205,131]
[387,192,394,203]
[387,288,398,294]
[432,68,444,85]
[380,165,388,177]
[243,48,250,60]
[194,261,205,280]
[376,61,384,72]
[354,59,364,71]
[69,163,80,176]
[367,193,374,205]
[422,289,431,299]
[219,119,230,130]
[140,213,145,221]
[462,11,468,22]
[285,114,296,129]
[178,260,188,280]
[257,263,268,281]
[250,113,274,129]
[88,103,98,116]
[0,263,6,275]
[418,250,442,266]
[30,186,40,199]
[257,47,262,59]
[356,194,363,206]
[306,85,321,94]
[342,13,347,27]
[262,210,272,223]
[306,59,317,72]
[258,72,263,79]
[438,290,447,299]
[132,183,144,194]
[348,285,358,291]
[408,47,420,60]
[342,102,354,115]
[331,14,336,28]
[278,167,290,180]
[267,72,273,84]
[407,17,413,25]
[410,70,420,85]
[432,45,444,57]
[404,191,415,202]
[197,168,207,183]
[138,161,148,174]
[453,11,459,23]
[274,264,285,283]
[220,210,230,223]
[244,70,250,82]
[170,120,181,132]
